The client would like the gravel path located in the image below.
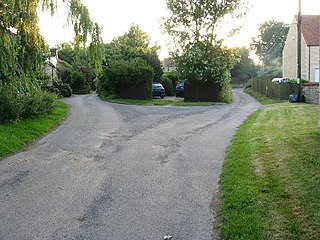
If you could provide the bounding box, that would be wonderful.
[0,89,259,240]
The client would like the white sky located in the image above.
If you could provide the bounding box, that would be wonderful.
[38,0,320,59]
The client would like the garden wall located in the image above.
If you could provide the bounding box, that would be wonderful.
[303,83,319,104]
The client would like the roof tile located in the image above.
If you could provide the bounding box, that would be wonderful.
[301,15,320,46]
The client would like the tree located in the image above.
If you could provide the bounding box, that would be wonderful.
[0,0,103,83]
[57,43,96,93]
[0,0,102,122]
[251,20,289,68]
[164,0,247,51]
[231,47,258,82]
[176,41,236,85]
[104,24,163,81]
[164,0,246,101]
[98,25,162,99]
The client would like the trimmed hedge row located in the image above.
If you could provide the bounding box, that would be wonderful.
[97,59,154,99]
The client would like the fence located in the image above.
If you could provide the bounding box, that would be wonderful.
[252,78,298,100]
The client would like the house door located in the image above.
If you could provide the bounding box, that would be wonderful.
[315,68,320,82]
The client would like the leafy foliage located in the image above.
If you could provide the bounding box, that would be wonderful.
[98,24,162,99]
[161,76,174,96]
[176,42,237,85]
[251,20,289,67]
[231,47,258,82]
[0,77,56,122]
[0,0,48,82]
[52,78,73,97]
[164,0,247,50]
[145,50,163,82]
[0,101,68,158]
[99,59,154,99]
[57,44,96,94]
[0,0,102,121]
[163,71,180,88]
[104,24,163,79]
[164,0,245,94]
[218,85,233,103]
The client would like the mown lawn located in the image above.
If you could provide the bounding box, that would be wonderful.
[219,103,320,239]
[245,88,286,105]
[105,97,218,106]
[0,101,68,158]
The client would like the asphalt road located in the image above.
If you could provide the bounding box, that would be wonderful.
[0,89,259,240]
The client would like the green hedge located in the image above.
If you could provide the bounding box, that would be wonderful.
[161,76,174,96]
[163,71,179,88]
[0,77,56,123]
[98,59,154,99]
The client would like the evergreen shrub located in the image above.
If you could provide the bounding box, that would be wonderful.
[0,77,56,122]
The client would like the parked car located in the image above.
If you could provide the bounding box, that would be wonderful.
[175,82,184,97]
[152,82,165,99]
[272,77,290,83]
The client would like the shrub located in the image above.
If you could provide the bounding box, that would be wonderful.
[52,78,72,97]
[218,84,233,103]
[99,59,154,99]
[71,71,90,94]
[175,42,236,86]
[96,74,115,97]
[161,76,174,96]
[0,77,56,122]
[163,71,179,88]
[245,79,253,89]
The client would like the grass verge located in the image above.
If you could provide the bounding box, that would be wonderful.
[105,97,218,106]
[0,100,69,158]
[245,88,286,105]
[219,103,320,239]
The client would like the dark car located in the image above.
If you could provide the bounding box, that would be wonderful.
[152,82,165,99]
[175,82,184,97]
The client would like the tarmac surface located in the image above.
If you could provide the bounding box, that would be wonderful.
[0,89,259,240]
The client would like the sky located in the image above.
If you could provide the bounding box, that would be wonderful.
[38,0,320,59]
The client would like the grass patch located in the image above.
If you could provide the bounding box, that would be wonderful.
[219,103,320,240]
[104,97,217,106]
[245,88,286,105]
[0,100,69,158]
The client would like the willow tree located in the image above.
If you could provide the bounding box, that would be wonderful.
[164,0,247,101]
[0,0,103,83]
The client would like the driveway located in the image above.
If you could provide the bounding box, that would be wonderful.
[0,89,259,240]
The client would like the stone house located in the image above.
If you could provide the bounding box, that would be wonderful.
[162,58,176,72]
[282,15,320,82]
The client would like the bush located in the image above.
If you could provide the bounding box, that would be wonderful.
[0,77,56,122]
[175,42,236,86]
[98,59,154,99]
[96,75,115,97]
[163,71,179,88]
[161,76,174,96]
[244,79,253,89]
[52,78,72,97]
[71,71,91,94]
[218,84,233,103]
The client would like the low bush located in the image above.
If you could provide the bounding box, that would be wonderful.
[52,78,72,97]
[163,71,179,87]
[0,77,56,122]
[218,85,233,103]
[71,71,91,94]
[57,61,91,95]
[161,76,174,96]
[98,59,154,99]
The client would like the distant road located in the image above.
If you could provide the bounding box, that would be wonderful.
[0,89,259,240]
